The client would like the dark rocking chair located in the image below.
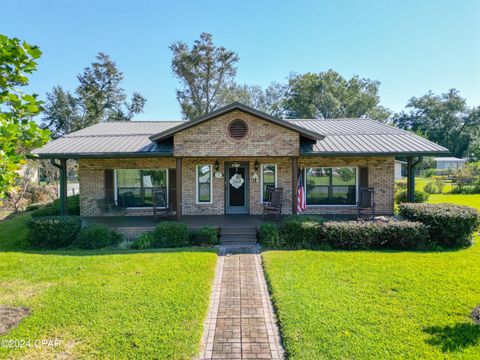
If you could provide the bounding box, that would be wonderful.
[153,187,172,221]
[96,194,126,215]
[357,187,376,221]
[262,187,283,221]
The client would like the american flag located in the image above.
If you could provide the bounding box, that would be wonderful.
[297,171,307,213]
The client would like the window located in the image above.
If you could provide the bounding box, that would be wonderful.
[116,169,167,207]
[261,164,277,202]
[305,167,357,205]
[196,165,212,203]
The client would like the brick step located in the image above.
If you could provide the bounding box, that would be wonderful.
[220,233,257,243]
[220,227,257,235]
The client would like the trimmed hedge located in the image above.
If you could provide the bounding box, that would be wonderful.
[395,189,429,204]
[152,222,189,248]
[320,221,428,250]
[398,203,480,247]
[258,223,282,248]
[26,216,82,249]
[131,232,153,249]
[189,226,220,246]
[75,224,123,249]
[279,218,323,249]
[31,195,80,217]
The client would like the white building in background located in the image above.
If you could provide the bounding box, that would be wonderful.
[434,157,466,171]
[395,160,406,180]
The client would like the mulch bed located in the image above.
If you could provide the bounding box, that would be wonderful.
[0,306,29,335]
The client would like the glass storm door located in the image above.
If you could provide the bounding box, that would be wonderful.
[225,162,249,214]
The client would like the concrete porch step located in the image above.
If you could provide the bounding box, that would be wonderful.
[220,226,258,244]
[220,227,257,235]
[220,233,257,243]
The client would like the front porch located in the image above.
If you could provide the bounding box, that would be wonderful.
[83,215,278,241]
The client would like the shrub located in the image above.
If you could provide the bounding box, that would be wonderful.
[131,232,154,249]
[258,223,282,248]
[395,189,429,204]
[189,226,220,246]
[451,185,480,194]
[395,180,407,190]
[75,224,123,249]
[152,222,189,248]
[26,216,82,248]
[319,221,428,250]
[278,218,322,249]
[398,203,480,247]
[31,195,80,217]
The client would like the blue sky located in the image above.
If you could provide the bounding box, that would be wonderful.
[2,0,479,120]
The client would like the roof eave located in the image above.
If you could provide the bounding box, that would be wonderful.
[28,151,173,160]
[299,150,451,157]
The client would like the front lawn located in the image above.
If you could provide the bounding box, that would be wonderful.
[0,216,217,359]
[263,244,480,359]
[264,193,480,359]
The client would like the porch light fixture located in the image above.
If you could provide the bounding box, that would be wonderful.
[215,160,220,172]
[254,160,259,171]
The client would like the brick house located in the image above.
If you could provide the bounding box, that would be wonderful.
[32,102,448,219]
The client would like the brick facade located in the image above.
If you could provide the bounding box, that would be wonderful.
[174,110,299,157]
[78,111,395,218]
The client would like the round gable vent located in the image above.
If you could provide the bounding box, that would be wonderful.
[228,119,248,140]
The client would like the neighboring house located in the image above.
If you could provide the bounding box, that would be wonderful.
[434,157,466,171]
[394,160,407,180]
[18,164,39,183]
[32,102,449,218]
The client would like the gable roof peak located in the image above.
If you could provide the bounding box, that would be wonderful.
[149,102,325,142]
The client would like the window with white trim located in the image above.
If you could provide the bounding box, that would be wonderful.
[116,169,167,207]
[261,164,277,202]
[305,167,357,205]
[196,165,212,203]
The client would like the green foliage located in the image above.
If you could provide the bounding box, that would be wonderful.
[395,189,429,204]
[189,226,220,246]
[278,218,323,249]
[0,34,50,199]
[398,203,480,247]
[152,222,189,248]
[26,216,82,248]
[320,221,428,250]
[258,223,282,248]
[170,32,239,120]
[451,185,480,194]
[131,232,154,249]
[31,194,80,217]
[42,53,146,137]
[284,70,391,121]
[423,179,445,194]
[393,89,480,158]
[75,224,123,249]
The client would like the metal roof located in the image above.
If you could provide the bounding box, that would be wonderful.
[32,114,449,159]
[289,119,449,156]
[149,102,325,142]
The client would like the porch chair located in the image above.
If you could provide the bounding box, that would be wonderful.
[96,194,126,215]
[153,187,172,221]
[262,187,283,221]
[357,187,375,222]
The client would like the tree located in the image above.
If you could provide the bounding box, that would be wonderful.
[218,82,287,117]
[170,33,239,120]
[0,34,50,199]
[41,86,81,138]
[393,89,480,158]
[42,52,146,136]
[283,70,391,120]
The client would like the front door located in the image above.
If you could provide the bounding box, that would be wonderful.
[225,162,249,214]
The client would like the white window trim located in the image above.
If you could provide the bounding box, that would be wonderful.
[114,168,169,209]
[304,167,359,207]
[260,164,277,203]
[196,164,213,205]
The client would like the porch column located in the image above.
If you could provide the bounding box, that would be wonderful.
[51,158,68,216]
[406,156,422,202]
[292,157,298,215]
[176,157,182,220]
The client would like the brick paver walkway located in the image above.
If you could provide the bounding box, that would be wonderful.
[198,246,284,359]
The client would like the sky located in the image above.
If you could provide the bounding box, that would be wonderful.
[2,0,479,120]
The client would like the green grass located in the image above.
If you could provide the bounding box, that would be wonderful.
[263,193,480,359]
[0,215,217,359]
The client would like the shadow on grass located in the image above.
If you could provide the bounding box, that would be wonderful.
[424,323,480,352]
